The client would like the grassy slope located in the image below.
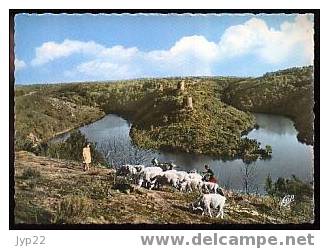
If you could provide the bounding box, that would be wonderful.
[14,151,313,224]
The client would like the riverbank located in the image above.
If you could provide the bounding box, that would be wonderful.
[14,151,314,224]
[45,112,107,143]
[43,113,313,193]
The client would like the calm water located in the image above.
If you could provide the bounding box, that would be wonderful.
[52,113,313,193]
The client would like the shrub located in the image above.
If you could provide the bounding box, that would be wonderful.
[21,168,41,180]
[264,175,313,201]
[45,131,107,165]
[53,195,93,223]
[88,180,112,199]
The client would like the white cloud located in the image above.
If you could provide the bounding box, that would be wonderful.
[218,18,270,57]
[218,15,314,64]
[99,45,139,61]
[31,39,104,66]
[15,58,27,71]
[75,60,141,80]
[31,15,314,80]
[166,35,219,62]
[146,35,218,76]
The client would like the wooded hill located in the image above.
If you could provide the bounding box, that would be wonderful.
[222,66,314,145]
[15,66,314,160]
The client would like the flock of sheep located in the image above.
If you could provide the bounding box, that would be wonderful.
[116,159,226,219]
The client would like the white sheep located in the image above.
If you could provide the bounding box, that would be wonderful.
[201,181,221,194]
[137,166,163,188]
[179,179,202,192]
[150,171,179,189]
[188,172,203,182]
[151,158,176,171]
[168,170,190,182]
[191,194,226,218]
[158,169,189,182]
[179,180,190,192]
[117,164,145,176]
[117,164,146,185]
[142,166,163,174]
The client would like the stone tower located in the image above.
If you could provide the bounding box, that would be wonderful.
[177,81,185,91]
[186,96,193,110]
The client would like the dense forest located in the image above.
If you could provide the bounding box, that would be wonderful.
[15,66,314,160]
[222,66,314,144]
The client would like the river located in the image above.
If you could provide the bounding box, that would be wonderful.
[51,113,313,193]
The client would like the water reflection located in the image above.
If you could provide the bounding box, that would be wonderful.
[253,113,297,135]
[51,113,313,193]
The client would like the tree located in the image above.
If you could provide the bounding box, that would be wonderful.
[265,174,274,196]
[265,145,272,154]
[46,130,106,165]
[240,161,258,194]
[264,175,313,201]
[98,135,154,168]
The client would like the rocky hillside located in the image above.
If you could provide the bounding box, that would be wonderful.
[14,151,313,224]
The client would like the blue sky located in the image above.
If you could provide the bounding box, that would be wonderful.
[14,14,314,84]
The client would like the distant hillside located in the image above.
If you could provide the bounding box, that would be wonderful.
[15,90,105,151]
[222,66,314,144]
[14,66,314,159]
